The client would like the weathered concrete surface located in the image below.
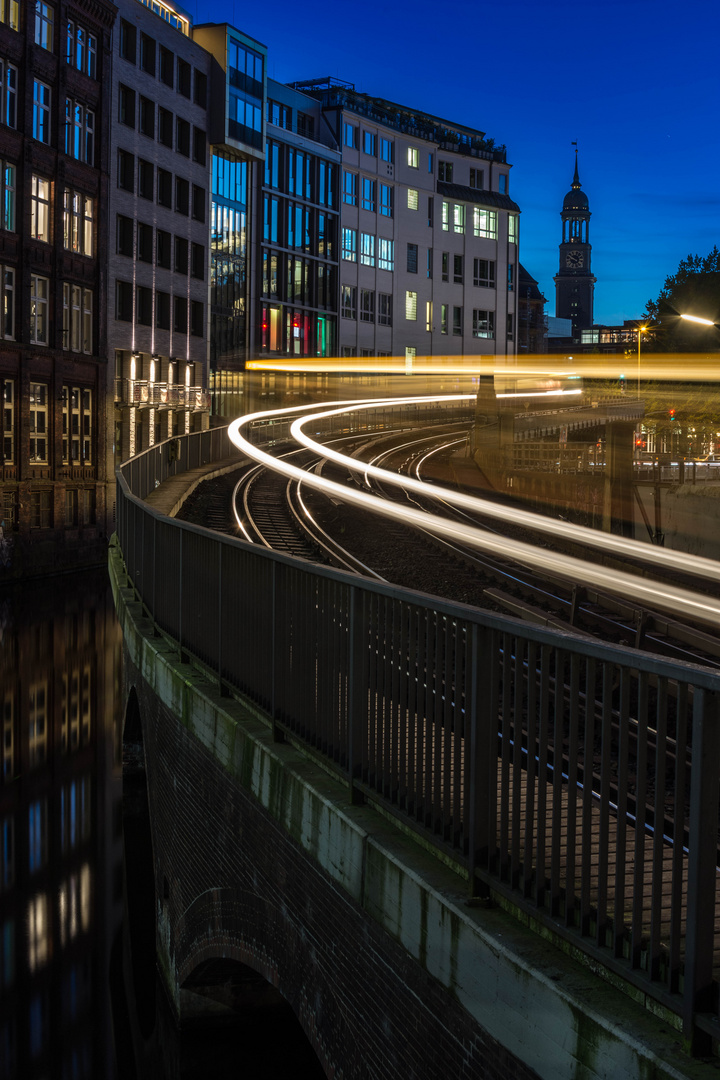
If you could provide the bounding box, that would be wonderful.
[110,540,718,1080]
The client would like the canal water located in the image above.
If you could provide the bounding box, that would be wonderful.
[0,568,325,1079]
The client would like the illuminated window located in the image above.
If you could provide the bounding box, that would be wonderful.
[377,238,394,271]
[425,301,432,332]
[62,287,93,354]
[359,233,375,267]
[58,864,91,944]
[0,61,16,128]
[361,177,375,212]
[32,81,51,143]
[407,188,418,211]
[1,162,14,230]
[0,0,18,30]
[407,146,418,168]
[472,309,495,338]
[28,893,49,971]
[0,267,13,339]
[30,280,49,345]
[341,285,356,319]
[341,227,357,262]
[379,184,393,217]
[34,1,54,50]
[405,291,417,321]
[61,664,91,747]
[63,189,93,255]
[473,207,497,239]
[508,214,518,244]
[28,682,47,764]
[61,389,93,461]
[2,381,14,460]
[453,204,465,233]
[441,201,449,231]
[31,176,50,242]
[378,293,392,326]
[359,289,374,322]
[441,304,448,334]
[473,258,495,288]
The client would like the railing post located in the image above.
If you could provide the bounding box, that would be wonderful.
[467,623,496,897]
[683,687,720,1054]
[347,586,366,805]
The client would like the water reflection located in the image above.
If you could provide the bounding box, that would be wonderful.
[0,568,124,1080]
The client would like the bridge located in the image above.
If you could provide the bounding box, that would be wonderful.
[111,406,720,1080]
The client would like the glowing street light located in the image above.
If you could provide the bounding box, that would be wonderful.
[680,313,716,326]
[637,324,647,398]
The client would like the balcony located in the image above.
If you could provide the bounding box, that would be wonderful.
[114,380,211,411]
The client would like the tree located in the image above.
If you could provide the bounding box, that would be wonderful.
[643,247,720,352]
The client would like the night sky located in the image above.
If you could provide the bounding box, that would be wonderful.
[190,0,719,326]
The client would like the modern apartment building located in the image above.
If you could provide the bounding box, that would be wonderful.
[0,0,117,576]
[290,79,520,360]
[110,0,212,465]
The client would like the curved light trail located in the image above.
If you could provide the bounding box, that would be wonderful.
[228,397,720,633]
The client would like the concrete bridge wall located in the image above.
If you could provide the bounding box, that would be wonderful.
[111,543,714,1080]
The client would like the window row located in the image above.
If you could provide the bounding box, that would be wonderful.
[2,380,93,465]
[119,20,207,106]
[118,85,206,163]
[343,172,394,217]
[404,296,497,338]
[0,269,94,352]
[266,99,315,140]
[262,196,336,259]
[260,250,336,311]
[264,141,337,208]
[116,216,205,278]
[115,281,204,337]
[342,123,394,164]
[117,151,206,221]
[439,253,499,288]
[341,286,393,326]
[439,203,516,242]
[341,229,394,271]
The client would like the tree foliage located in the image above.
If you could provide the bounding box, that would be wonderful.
[643,247,720,353]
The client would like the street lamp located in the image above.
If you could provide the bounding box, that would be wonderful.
[637,324,647,399]
[680,313,715,327]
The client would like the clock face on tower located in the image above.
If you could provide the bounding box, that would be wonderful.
[566,251,584,269]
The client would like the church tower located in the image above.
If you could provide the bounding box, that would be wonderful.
[554,151,596,334]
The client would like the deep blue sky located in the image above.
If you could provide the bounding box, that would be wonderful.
[189,0,719,326]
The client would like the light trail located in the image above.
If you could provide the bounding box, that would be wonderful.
[228,397,720,633]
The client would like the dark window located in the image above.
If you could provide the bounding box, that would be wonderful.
[137,222,153,263]
[156,229,171,268]
[191,242,205,280]
[119,20,136,62]
[190,300,203,337]
[138,159,153,200]
[140,33,155,75]
[136,285,152,325]
[192,185,205,222]
[173,295,187,333]
[118,85,135,127]
[160,46,174,87]
[427,197,433,228]
[473,258,495,288]
[157,168,172,207]
[156,290,170,329]
[454,254,463,284]
[177,59,191,98]
[193,127,206,166]
[438,161,453,182]
[175,177,189,215]
[174,236,188,274]
[469,167,483,189]
[441,252,449,282]
[297,112,314,139]
[176,118,190,157]
[407,243,418,274]
[158,107,172,147]
[117,215,133,256]
[194,70,207,108]
[453,305,462,335]
[116,280,133,321]
[117,149,134,192]
[139,97,154,138]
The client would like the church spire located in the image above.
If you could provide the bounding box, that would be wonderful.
[572,147,581,189]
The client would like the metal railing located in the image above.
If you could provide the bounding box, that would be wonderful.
[115,409,720,1055]
[114,379,211,410]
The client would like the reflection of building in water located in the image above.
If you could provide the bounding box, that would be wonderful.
[0,572,123,1078]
